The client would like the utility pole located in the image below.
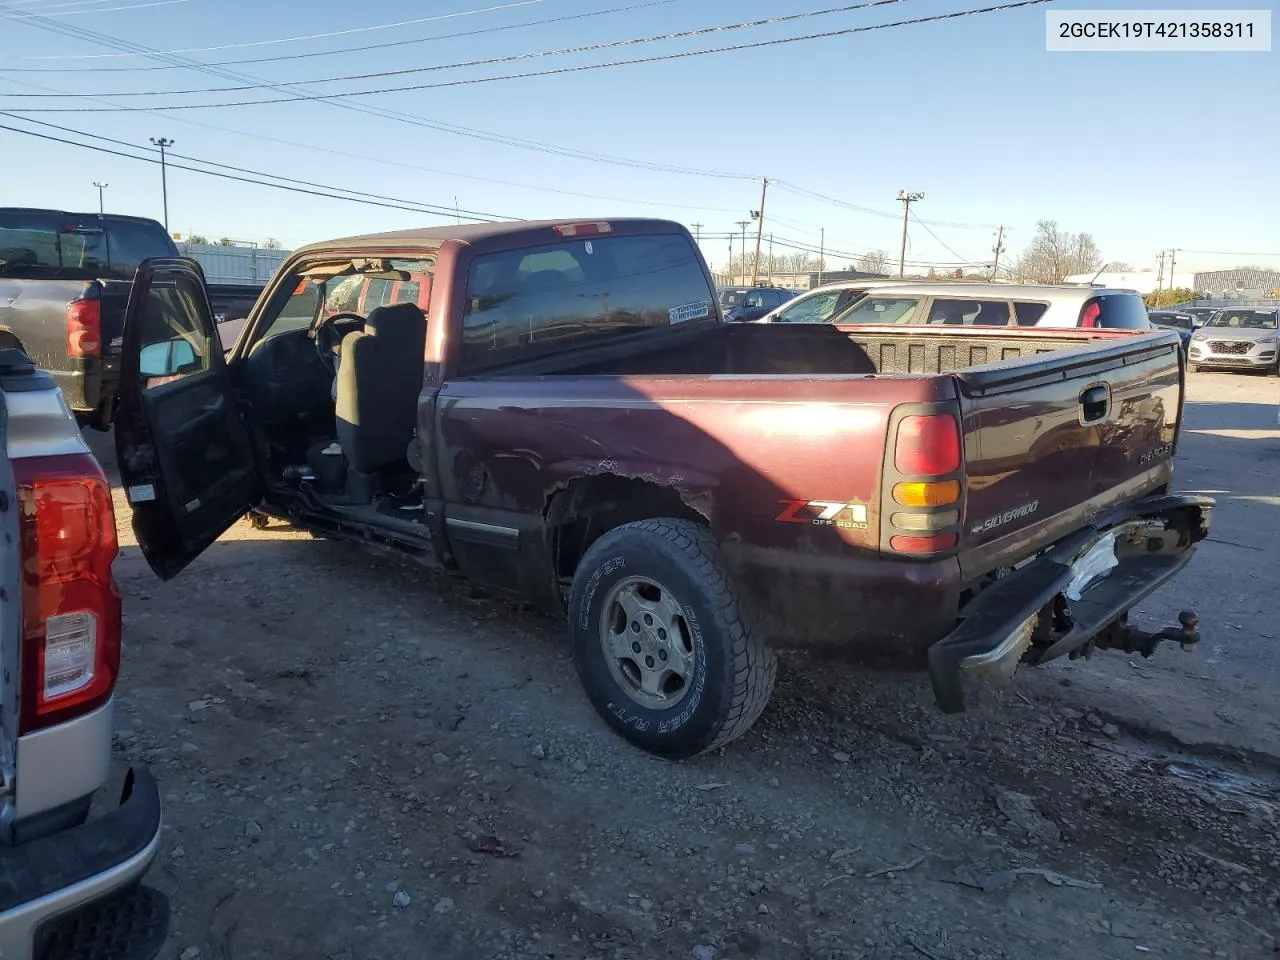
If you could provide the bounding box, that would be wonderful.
[750,178,769,286]
[690,222,703,246]
[767,233,774,284]
[1168,248,1180,295]
[727,235,734,285]
[92,181,108,216]
[897,190,924,278]
[735,220,750,285]
[989,224,1005,279]
[818,228,825,286]
[1155,250,1167,296]
[150,137,174,231]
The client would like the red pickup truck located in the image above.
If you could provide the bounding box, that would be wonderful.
[112,219,1212,758]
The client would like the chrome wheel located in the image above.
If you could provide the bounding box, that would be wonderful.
[599,575,695,710]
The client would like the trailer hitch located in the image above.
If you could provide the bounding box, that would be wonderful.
[1093,610,1200,660]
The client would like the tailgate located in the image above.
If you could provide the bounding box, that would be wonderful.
[955,330,1183,579]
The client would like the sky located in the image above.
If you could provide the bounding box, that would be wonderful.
[0,0,1276,275]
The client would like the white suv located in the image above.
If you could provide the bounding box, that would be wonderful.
[769,281,1152,330]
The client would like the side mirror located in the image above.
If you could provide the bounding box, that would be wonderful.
[140,339,198,378]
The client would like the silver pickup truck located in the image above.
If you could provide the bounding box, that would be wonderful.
[0,347,166,960]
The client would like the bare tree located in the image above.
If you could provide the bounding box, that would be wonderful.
[853,250,890,275]
[263,237,283,250]
[1011,220,1103,284]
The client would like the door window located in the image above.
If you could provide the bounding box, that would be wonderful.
[926,299,1012,326]
[839,296,922,324]
[1013,301,1050,325]
[137,275,213,390]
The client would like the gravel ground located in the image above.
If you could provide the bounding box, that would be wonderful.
[87,371,1279,960]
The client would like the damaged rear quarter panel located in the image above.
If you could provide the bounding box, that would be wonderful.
[436,372,960,652]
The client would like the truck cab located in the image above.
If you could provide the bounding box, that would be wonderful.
[113,219,1211,760]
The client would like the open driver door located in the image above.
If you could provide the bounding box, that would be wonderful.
[115,257,261,579]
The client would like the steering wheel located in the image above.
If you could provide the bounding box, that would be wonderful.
[313,312,364,370]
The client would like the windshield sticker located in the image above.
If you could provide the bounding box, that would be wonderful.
[584,241,594,255]
[669,299,711,324]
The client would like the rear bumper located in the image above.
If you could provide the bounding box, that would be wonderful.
[927,494,1214,713]
[50,355,119,423]
[0,767,168,960]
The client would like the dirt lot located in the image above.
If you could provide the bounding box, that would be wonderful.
[90,371,1279,960]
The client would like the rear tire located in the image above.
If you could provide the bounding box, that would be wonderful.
[568,518,776,759]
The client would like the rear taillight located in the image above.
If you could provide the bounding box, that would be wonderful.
[13,453,121,734]
[895,416,961,476]
[66,298,102,358]
[886,413,963,556]
[1079,301,1101,329]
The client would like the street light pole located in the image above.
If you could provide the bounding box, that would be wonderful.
[897,190,924,278]
[750,178,769,286]
[150,137,174,231]
[92,181,108,216]
[734,220,750,285]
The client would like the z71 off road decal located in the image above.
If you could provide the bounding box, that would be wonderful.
[775,499,869,529]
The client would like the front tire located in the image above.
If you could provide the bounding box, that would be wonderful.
[568,519,776,759]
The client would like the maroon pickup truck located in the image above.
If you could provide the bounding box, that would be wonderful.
[112,219,1212,758]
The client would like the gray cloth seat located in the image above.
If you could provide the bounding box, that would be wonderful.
[334,302,427,479]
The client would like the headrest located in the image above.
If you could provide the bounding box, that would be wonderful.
[364,301,425,335]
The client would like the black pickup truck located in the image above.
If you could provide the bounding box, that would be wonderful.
[0,208,264,429]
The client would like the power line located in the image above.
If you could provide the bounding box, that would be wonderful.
[909,210,980,264]
[0,119,512,221]
[0,0,193,15]
[2,0,916,96]
[0,1,758,180]
[0,106,744,214]
[0,0,678,73]
[1177,248,1280,258]
[775,181,995,229]
[0,1,1057,111]
[2,0,542,57]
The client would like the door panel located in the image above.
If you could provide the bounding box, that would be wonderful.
[115,258,260,579]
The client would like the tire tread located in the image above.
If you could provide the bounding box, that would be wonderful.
[595,518,777,755]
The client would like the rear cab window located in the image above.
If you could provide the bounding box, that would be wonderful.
[461,232,712,373]
[0,210,175,280]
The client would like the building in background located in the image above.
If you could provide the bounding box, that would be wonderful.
[1193,268,1280,299]
[727,269,889,290]
[174,240,292,285]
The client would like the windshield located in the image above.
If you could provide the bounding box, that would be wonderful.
[0,210,175,280]
[256,257,435,341]
[771,290,844,323]
[718,288,747,308]
[1204,309,1279,330]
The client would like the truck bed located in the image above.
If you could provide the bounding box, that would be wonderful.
[545,322,1135,378]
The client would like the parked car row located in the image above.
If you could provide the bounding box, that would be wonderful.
[747,279,1152,331]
